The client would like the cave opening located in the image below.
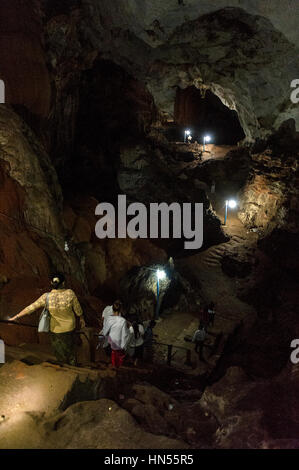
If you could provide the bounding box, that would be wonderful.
[166,86,245,145]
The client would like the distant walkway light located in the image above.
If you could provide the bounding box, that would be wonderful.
[155,269,167,319]
[157,269,166,280]
[203,135,211,152]
[184,129,191,143]
[224,199,237,225]
[228,200,237,209]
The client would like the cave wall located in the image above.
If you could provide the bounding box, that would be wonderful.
[0,0,51,118]
[64,3,298,141]
[94,0,299,47]
[0,2,168,324]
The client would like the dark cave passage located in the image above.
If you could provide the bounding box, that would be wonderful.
[60,59,157,202]
[166,86,245,145]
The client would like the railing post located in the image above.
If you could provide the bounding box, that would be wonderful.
[167,344,172,366]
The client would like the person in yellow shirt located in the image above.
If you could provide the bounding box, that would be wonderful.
[9,273,85,365]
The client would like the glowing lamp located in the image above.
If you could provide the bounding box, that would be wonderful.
[224,199,238,225]
[228,200,237,209]
[184,129,191,142]
[203,135,212,152]
[156,269,166,280]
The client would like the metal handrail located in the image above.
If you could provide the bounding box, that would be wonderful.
[152,340,192,367]
[0,320,195,367]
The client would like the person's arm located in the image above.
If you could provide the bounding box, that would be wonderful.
[101,307,107,319]
[9,294,47,321]
[72,293,85,329]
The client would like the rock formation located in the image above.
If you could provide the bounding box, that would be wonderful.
[0,0,298,450]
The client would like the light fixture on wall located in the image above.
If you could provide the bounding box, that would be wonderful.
[224,199,238,225]
[155,269,167,319]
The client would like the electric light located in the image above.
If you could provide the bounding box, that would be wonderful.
[156,269,166,280]
[203,135,212,152]
[184,129,191,142]
[224,199,238,225]
[228,199,237,209]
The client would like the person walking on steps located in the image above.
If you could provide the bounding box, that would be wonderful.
[99,300,123,357]
[9,273,85,366]
[192,322,206,362]
[102,301,130,368]
[143,320,156,363]
[127,320,145,366]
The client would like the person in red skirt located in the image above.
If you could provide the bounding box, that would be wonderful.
[102,300,130,368]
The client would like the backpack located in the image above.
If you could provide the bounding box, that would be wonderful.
[38,293,51,333]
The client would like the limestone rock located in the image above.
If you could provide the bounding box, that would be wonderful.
[45,399,189,449]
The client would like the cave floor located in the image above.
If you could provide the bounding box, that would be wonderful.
[173,142,237,162]
[0,350,190,449]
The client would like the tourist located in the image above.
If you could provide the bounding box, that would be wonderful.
[127,320,145,366]
[100,301,123,356]
[143,319,156,363]
[102,302,130,368]
[192,322,206,361]
[8,273,85,366]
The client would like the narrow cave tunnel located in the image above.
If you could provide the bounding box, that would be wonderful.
[166,86,245,145]
[0,0,299,453]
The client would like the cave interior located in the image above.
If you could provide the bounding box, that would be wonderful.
[0,0,299,451]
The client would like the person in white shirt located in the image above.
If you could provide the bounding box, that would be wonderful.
[127,321,145,366]
[102,301,129,368]
[100,301,122,355]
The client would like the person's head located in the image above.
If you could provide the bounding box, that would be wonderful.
[51,273,65,289]
[113,300,122,315]
[199,321,205,329]
[149,320,156,329]
[208,302,215,310]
